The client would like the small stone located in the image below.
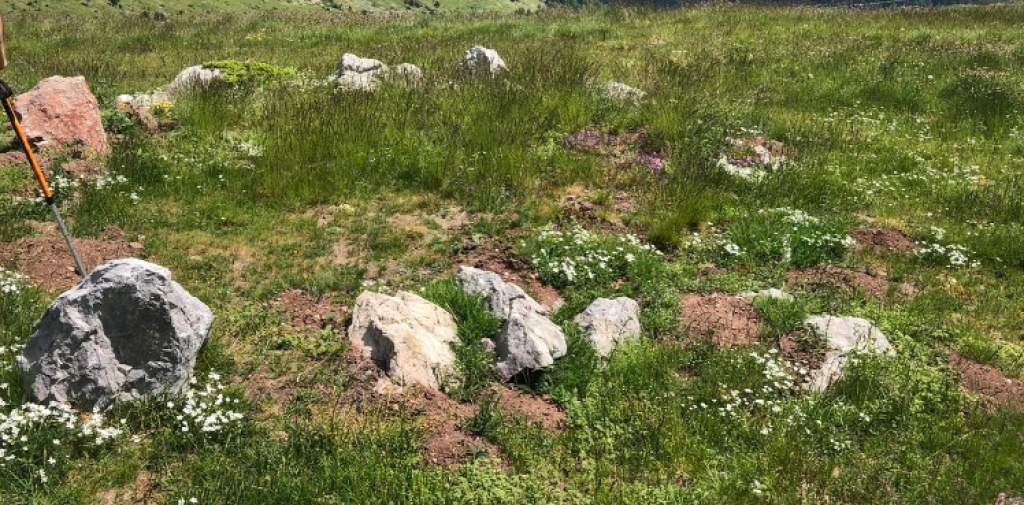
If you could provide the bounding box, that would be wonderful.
[574,297,641,357]
[740,288,795,302]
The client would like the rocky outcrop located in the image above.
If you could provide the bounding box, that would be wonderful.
[805,315,894,392]
[462,46,507,76]
[13,76,108,154]
[348,291,459,390]
[17,259,214,411]
[456,266,565,377]
[574,297,641,356]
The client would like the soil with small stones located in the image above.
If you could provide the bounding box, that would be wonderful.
[457,239,563,311]
[850,227,917,254]
[558,190,635,231]
[949,353,1024,411]
[786,265,890,300]
[275,289,349,334]
[680,294,763,348]
[564,128,650,158]
[0,227,143,291]
[96,471,157,505]
[778,330,827,374]
[492,385,566,432]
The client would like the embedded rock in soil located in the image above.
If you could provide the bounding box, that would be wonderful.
[330,53,389,91]
[740,288,795,302]
[17,259,214,411]
[13,76,108,154]
[348,291,459,390]
[462,46,507,76]
[456,266,566,377]
[165,65,225,97]
[574,297,641,357]
[804,315,893,392]
[604,81,646,102]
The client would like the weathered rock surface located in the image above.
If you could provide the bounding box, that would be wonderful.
[574,297,641,356]
[804,315,894,392]
[17,259,213,411]
[604,81,646,102]
[165,65,225,97]
[462,46,507,76]
[740,288,795,302]
[331,53,390,91]
[455,266,565,377]
[348,291,458,390]
[391,63,424,86]
[13,76,108,154]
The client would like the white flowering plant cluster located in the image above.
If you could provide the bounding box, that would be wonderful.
[0,268,30,296]
[720,208,854,268]
[914,226,980,269]
[519,226,664,288]
[0,346,123,486]
[166,372,245,438]
[715,127,790,181]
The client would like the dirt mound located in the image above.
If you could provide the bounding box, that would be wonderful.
[680,293,763,348]
[949,353,1024,411]
[275,289,349,334]
[0,232,143,291]
[493,385,565,432]
[850,227,917,254]
[786,265,890,300]
[457,239,562,310]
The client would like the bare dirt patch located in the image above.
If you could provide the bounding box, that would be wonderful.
[949,353,1024,411]
[274,289,349,334]
[457,239,562,310]
[493,384,565,432]
[96,470,157,505]
[849,226,917,254]
[0,228,143,291]
[786,265,890,300]
[680,293,763,348]
[558,188,635,231]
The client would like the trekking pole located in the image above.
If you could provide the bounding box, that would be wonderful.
[0,78,86,279]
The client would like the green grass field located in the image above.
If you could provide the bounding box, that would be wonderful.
[1,4,1024,504]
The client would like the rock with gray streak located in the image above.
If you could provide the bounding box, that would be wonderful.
[165,65,225,97]
[804,316,894,392]
[17,259,214,411]
[604,81,646,102]
[575,297,641,356]
[462,46,507,76]
[348,291,458,390]
[455,266,565,377]
[330,53,389,91]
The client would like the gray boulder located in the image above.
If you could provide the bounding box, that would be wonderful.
[331,53,389,91]
[575,297,641,357]
[348,291,458,390]
[804,315,894,392]
[463,46,507,76]
[604,81,646,102]
[391,63,424,86]
[455,266,565,377]
[165,65,225,97]
[17,259,214,411]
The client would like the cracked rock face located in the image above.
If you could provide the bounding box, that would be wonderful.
[17,259,214,411]
[574,297,641,357]
[348,291,458,390]
[804,315,894,392]
[455,266,565,377]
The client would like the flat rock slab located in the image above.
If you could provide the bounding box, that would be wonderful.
[18,259,213,411]
[348,291,458,390]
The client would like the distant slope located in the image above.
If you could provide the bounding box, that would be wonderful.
[0,0,542,15]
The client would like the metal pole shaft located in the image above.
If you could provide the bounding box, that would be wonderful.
[50,202,86,277]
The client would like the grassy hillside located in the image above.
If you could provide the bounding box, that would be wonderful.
[0,0,542,16]
[1,4,1024,504]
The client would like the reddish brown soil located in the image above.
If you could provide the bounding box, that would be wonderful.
[849,226,917,254]
[949,353,1024,411]
[680,294,763,348]
[0,230,143,291]
[0,150,48,168]
[564,128,650,158]
[457,239,563,310]
[275,289,349,334]
[786,265,890,300]
[493,385,566,432]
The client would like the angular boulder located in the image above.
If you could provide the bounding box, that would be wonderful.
[331,53,389,91]
[348,291,458,390]
[574,297,641,357]
[17,259,214,411]
[462,46,507,76]
[165,65,225,97]
[13,76,108,154]
[455,266,565,377]
[804,315,894,392]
